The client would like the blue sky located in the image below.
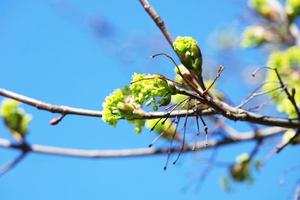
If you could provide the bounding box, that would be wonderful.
[0,0,299,199]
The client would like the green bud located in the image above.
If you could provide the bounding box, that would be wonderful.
[230,162,251,182]
[230,153,252,182]
[117,102,135,115]
[249,0,275,19]
[173,36,202,75]
[286,0,300,20]
[152,105,158,111]
[0,99,31,140]
[230,153,251,182]
[158,95,171,107]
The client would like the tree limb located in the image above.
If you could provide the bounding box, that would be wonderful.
[139,0,174,47]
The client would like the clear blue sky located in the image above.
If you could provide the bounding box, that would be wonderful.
[0,0,299,199]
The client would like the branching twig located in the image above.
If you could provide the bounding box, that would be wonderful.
[1,87,299,128]
[237,81,284,109]
[275,129,300,153]
[139,0,206,90]
[271,68,300,119]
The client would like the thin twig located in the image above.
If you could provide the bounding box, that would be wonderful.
[272,68,300,119]
[0,151,27,176]
[173,99,190,164]
[203,65,224,95]
[267,67,300,153]
[237,81,284,109]
[275,129,300,153]
[0,88,102,117]
[0,127,286,159]
[164,116,180,170]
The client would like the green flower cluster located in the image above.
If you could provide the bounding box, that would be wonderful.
[241,26,270,48]
[249,0,275,19]
[102,74,178,133]
[264,46,300,118]
[173,36,202,75]
[102,86,145,133]
[130,73,177,111]
[286,0,300,20]
[230,153,252,183]
[102,87,132,126]
[221,153,262,189]
[0,99,31,140]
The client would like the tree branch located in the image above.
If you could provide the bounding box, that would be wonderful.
[0,88,103,117]
[0,127,286,159]
[1,87,299,128]
[137,0,300,129]
[139,0,174,47]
